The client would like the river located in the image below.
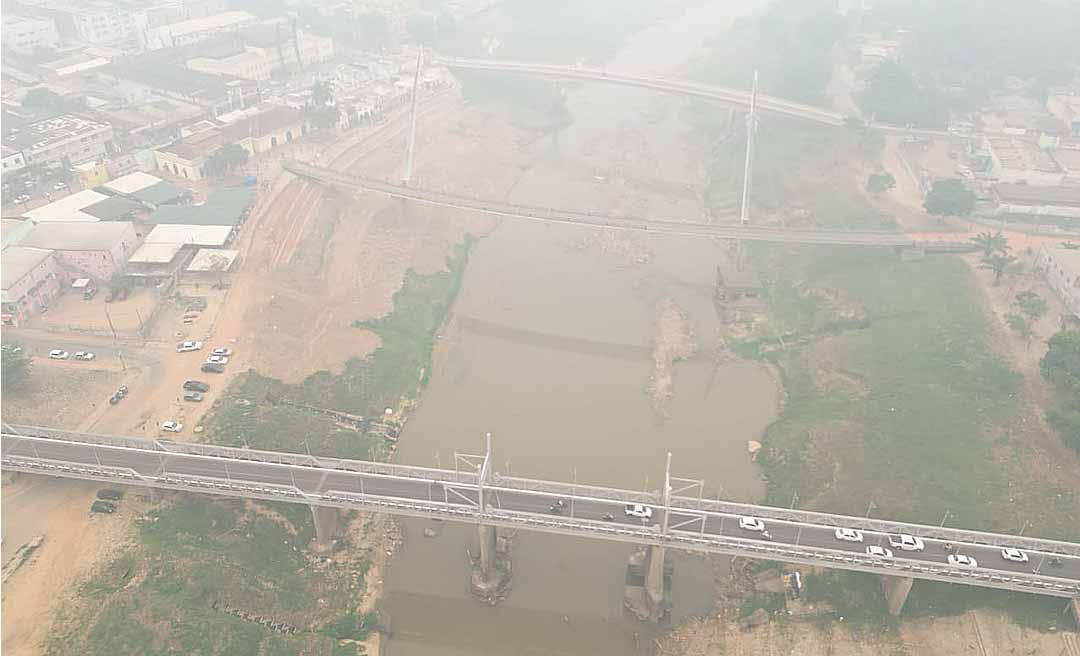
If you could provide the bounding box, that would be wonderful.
[383,2,775,654]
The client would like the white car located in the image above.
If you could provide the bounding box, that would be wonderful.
[176,340,203,353]
[161,421,183,433]
[52,182,67,190]
[834,528,864,543]
[624,504,653,520]
[738,516,766,532]
[206,355,229,365]
[948,554,978,568]
[1000,548,1028,563]
[48,349,70,360]
[866,545,893,559]
[73,351,96,361]
[888,534,925,552]
[211,347,232,356]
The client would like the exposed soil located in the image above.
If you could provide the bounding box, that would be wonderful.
[649,296,694,416]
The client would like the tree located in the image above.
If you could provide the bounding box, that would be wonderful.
[2,346,31,392]
[858,60,948,128]
[970,230,1010,257]
[867,172,896,194]
[1041,331,1080,394]
[308,81,339,129]
[924,179,976,216]
[1005,313,1033,340]
[979,253,1016,286]
[205,143,249,178]
[1014,291,1047,322]
[22,87,63,111]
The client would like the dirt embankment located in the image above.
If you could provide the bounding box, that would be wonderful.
[649,297,694,416]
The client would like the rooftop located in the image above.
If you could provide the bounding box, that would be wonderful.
[1,246,54,291]
[103,171,162,194]
[1051,149,1080,172]
[22,190,109,222]
[1046,248,1080,276]
[146,223,232,247]
[21,221,134,251]
[5,114,112,153]
[153,11,256,39]
[104,58,244,102]
[994,184,1080,207]
[128,241,183,264]
[148,187,252,226]
[1,218,34,248]
[186,248,238,272]
[81,195,145,220]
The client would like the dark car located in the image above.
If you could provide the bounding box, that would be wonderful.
[183,390,204,402]
[182,380,210,393]
[201,362,225,373]
[96,489,123,501]
[83,287,98,300]
[90,500,116,514]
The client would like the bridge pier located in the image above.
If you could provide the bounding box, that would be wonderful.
[624,546,672,622]
[469,525,513,604]
[1070,597,1080,628]
[881,575,914,616]
[311,505,341,545]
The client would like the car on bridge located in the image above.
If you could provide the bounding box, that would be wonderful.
[888,534,925,552]
[1001,548,1028,563]
[834,528,864,542]
[738,516,766,532]
[866,545,893,559]
[624,504,652,520]
[948,553,978,568]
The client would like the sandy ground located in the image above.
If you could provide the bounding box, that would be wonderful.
[649,296,695,416]
[657,609,1078,656]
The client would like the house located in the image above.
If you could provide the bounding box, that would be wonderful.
[1036,248,1080,319]
[22,190,112,222]
[19,221,139,280]
[1050,149,1080,186]
[144,11,257,50]
[2,15,60,52]
[102,172,192,207]
[4,114,115,168]
[984,137,1064,186]
[1,246,61,326]
[992,184,1080,220]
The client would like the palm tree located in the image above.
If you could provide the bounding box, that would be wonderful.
[979,253,1016,286]
[970,230,1010,257]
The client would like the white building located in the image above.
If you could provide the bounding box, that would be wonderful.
[2,15,60,51]
[1036,248,1080,319]
[1,147,27,174]
[144,11,256,50]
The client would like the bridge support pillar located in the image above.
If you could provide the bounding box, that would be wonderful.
[645,545,666,610]
[477,524,496,577]
[311,505,341,545]
[1070,597,1080,628]
[881,575,914,616]
[469,525,513,605]
[624,546,671,622]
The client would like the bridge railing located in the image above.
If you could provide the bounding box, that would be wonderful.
[672,495,1080,557]
[490,473,658,506]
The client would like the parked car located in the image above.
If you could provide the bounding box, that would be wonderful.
[624,504,653,520]
[13,194,30,204]
[48,349,70,360]
[183,380,210,393]
[90,500,116,514]
[201,362,225,373]
[53,182,67,190]
[738,516,766,532]
[206,355,229,365]
[161,420,183,433]
[73,351,95,361]
[947,553,978,568]
[176,340,203,353]
[211,347,232,357]
[1000,548,1028,563]
[887,534,925,552]
[108,386,128,405]
[183,390,204,402]
[834,528,864,542]
[83,287,97,300]
[865,545,893,559]
[96,489,123,501]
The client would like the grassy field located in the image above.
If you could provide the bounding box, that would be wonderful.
[47,243,473,655]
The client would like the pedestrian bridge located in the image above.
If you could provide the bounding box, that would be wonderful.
[2,424,1077,601]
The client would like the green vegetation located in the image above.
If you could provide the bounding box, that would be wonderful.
[1013,291,1047,322]
[205,144,250,178]
[1041,331,1080,452]
[802,570,892,627]
[969,230,1010,258]
[858,60,948,128]
[978,253,1016,286]
[866,172,896,194]
[924,179,975,217]
[688,0,846,105]
[1,345,30,392]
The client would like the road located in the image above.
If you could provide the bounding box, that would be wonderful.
[284,160,959,248]
[433,56,957,140]
[2,425,1077,599]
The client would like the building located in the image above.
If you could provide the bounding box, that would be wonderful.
[984,137,1064,186]
[185,26,334,82]
[1051,148,1080,186]
[6,114,115,168]
[1,219,35,248]
[102,172,191,207]
[1036,248,1080,319]
[148,186,251,225]
[154,107,309,180]
[145,223,233,247]
[144,11,257,50]
[2,146,27,174]
[1047,94,1080,137]
[101,57,259,116]
[74,160,110,188]
[2,15,60,51]
[19,221,139,280]
[1,246,62,326]
[22,190,111,222]
[17,0,139,45]
[992,184,1080,220]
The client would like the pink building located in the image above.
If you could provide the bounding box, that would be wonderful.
[1,246,62,326]
[19,222,139,281]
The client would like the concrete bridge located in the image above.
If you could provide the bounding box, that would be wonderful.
[432,55,953,140]
[3,424,1078,620]
[283,160,973,252]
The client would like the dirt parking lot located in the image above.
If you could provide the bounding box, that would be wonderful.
[31,286,161,336]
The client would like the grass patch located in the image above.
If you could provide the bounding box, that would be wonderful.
[802,571,894,628]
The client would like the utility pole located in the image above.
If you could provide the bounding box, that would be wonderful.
[403,49,423,186]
